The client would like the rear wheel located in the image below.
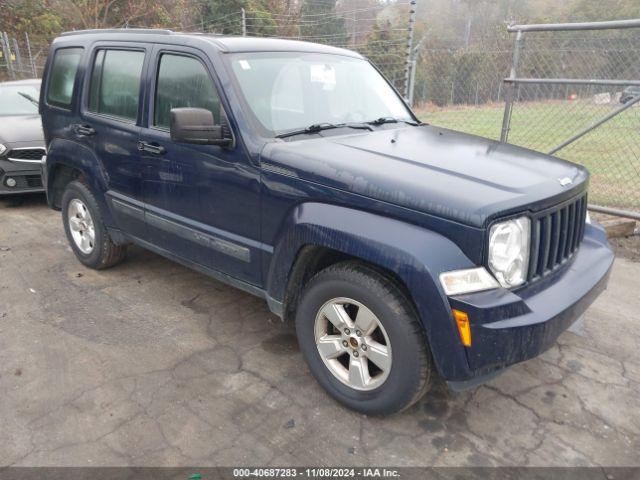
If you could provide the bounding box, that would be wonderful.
[61,180,127,269]
[295,262,433,415]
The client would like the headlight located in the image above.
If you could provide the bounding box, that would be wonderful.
[0,144,7,156]
[488,216,530,288]
[439,267,499,296]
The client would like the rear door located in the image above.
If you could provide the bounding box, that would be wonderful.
[79,43,150,239]
[139,45,261,284]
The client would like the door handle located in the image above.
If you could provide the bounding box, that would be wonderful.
[137,141,166,155]
[74,124,96,136]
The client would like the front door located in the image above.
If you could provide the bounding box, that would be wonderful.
[139,46,262,285]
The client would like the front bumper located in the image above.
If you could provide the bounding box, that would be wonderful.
[0,157,45,195]
[447,222,614,382]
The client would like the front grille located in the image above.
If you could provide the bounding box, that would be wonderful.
[528,193,588,281]
[8,148,46,161]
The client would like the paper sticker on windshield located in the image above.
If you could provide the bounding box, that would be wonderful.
[238,60,251,70]
[310,64,336,90]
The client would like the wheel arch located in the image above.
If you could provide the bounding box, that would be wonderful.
[280,246,416,325]
[48,163,83,209]
[266,202,477,380]
[45,138,114,225]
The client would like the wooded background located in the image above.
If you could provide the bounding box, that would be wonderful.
[1,0,639,213]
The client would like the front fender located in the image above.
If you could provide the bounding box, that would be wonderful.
[45,138,114,226]
[266,202,477,380]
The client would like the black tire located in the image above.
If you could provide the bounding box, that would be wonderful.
[61,180,127,270]
[295,262,433,415]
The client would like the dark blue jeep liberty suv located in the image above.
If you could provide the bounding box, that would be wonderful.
[40,29,614,415]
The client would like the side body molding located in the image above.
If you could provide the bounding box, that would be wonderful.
[266,202,477,380]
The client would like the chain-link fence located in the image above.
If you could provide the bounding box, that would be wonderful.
[1,3,417,106]
[416,21,640,217]
[502,24,640,215]
[2,9,639,217]
[0,32,50,81]
[412,43,513,140]
[190,1,416,97]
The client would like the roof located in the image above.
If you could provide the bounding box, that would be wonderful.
[57,29,363,58]
[0,79,41,86]
[202,36,362,58]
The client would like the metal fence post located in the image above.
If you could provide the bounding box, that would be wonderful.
[408,59,417,106]
[403,0,417,99]
[2,32,16,80]
[241,8,247,36]
[25,32,37,77]
[500,29,524,142]
[0,33,6,77]
[12,37,23,75]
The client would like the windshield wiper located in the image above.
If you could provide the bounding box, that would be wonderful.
[18,91,39,107]
[367,117,421,126]
[275,122,372,139]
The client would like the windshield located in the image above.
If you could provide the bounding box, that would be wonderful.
[0,84,40,116]
[228,52,413,137]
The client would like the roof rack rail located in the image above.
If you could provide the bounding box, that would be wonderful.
[61,28,174,37]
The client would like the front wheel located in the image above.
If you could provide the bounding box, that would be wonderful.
[61,180,127,270]
[295,262,433,415]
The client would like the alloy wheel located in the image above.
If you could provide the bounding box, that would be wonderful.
[314,297,392,391]
[68,198,96,254]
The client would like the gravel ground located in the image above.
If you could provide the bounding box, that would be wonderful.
[1,194,639,467]
[610,235,640,263]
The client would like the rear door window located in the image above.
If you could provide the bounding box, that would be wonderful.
[153,53,220,129]
[47,48,83,109]
[89,49,145,121]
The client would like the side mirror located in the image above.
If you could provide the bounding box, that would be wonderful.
[170,108,232,147]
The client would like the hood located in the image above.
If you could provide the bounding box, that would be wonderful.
[0,115,45,144]
[261,125,588,228]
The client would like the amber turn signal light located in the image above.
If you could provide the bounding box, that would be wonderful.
[452,309,472,347]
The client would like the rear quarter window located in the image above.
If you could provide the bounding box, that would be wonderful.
[89,49,145,121]
[46,48,83,109]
